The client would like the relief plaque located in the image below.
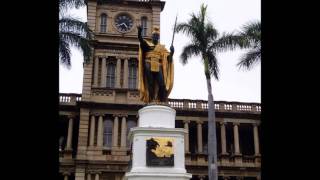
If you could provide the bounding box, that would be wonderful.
[146,137,174,166]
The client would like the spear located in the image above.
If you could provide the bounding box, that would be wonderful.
[171,14,178,47]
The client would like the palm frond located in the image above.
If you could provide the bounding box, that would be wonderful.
[59,17,93,39]
[237,48,261,70]
[205,22,218,41]
[59,31,91,64]
[199,4,208,27]
[232,20,261,70]
[241,21,261,38]
[59,0,86,11]
[180,43,201,65]
[190,13,206,50]
[59,16,92,66]
[176,3,224,80]
[59,38,71,68]
[175,23,194,37]
[211,32,253,53]
[239,21,261,48]
[207,51,219,80]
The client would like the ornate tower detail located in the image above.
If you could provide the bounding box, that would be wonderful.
[84,0,166,104]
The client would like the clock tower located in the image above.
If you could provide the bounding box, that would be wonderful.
[75,1,166,180]
[82,0,166,104]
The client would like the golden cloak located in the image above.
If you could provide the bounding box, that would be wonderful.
[138,40,174,103]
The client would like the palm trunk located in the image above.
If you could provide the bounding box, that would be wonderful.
[204,57,218,180]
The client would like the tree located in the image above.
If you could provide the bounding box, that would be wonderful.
[222,21,261,70]
[175,4,235,180]
[59,0,92,68]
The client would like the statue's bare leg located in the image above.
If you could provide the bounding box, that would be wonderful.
[157,68,166,102]
[144,63,154,101]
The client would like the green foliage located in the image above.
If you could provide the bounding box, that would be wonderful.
[176,4,231,80]
[176,4,221,180]
[222,21,261,70]
[59,0,86,11]
[59,0,92,68]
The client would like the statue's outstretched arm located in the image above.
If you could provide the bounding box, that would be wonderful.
[137,25,149,50]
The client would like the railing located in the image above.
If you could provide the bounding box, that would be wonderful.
[126,0,159,2]
[168,99,261,113]
[59,93,82,103]
[185,153,260,167]
[59,93,261,113]
[242,155,255,163]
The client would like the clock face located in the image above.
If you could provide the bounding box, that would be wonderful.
[114,14,133,33]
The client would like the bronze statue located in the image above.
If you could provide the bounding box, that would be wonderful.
[137,25,174,103]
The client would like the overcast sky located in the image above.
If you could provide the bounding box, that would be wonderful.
[59,0,261,103]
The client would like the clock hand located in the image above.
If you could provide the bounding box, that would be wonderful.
[117,23,124,27]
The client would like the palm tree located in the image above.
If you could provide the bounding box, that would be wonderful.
[59,0,92,68]
[175,4,236,180]
[59,0,86,10]
[222,21,261,70]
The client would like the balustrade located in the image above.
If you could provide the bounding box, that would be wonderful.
[59,93,261,113]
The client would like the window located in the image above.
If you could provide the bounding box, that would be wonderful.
[103,119,113,148]
[126,119,137,146]
[128,60,137,89]
[100,13,107,33]
[141,17,147,36]
[106,62,116,88]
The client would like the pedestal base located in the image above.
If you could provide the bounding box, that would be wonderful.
[126,105,192,180]
[125,171,192,180]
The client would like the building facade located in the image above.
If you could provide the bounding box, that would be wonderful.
[59,1,261,180]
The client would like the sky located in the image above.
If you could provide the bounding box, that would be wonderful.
[59,0,261,103]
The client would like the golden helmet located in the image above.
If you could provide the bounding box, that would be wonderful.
[152,26,160,35]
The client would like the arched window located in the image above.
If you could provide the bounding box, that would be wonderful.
[128,60,137,89]
[126,119,137,146]
[141,17,147,36]
[103,119,113,148]
[106,62,116,88]
[100,13,107,33]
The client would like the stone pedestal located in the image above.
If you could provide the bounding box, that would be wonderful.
[125,105,192,180]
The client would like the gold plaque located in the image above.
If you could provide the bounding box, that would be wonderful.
[146,137,174,166]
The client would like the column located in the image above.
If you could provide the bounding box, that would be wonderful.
[87,173,91,180]
[93,56,99,87]
[220,121,227,155]
[115,174,122,180]
[257,173,261,180]
[89,115,95,146]
[115,58,121,88]
[253,122,261,155]
[184,120,190,153]
[233,122,241,155]
[112,115,119,148]
[66,116,74,150]
[120,115,127,148]
[135,60,139,89]
[97,115,104,147]
[101,57,107,87]
[64,175,69,180]
[123,58,129,88]
[76,109,90,160]
[197,121,203,153]
[94,173,100,180]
